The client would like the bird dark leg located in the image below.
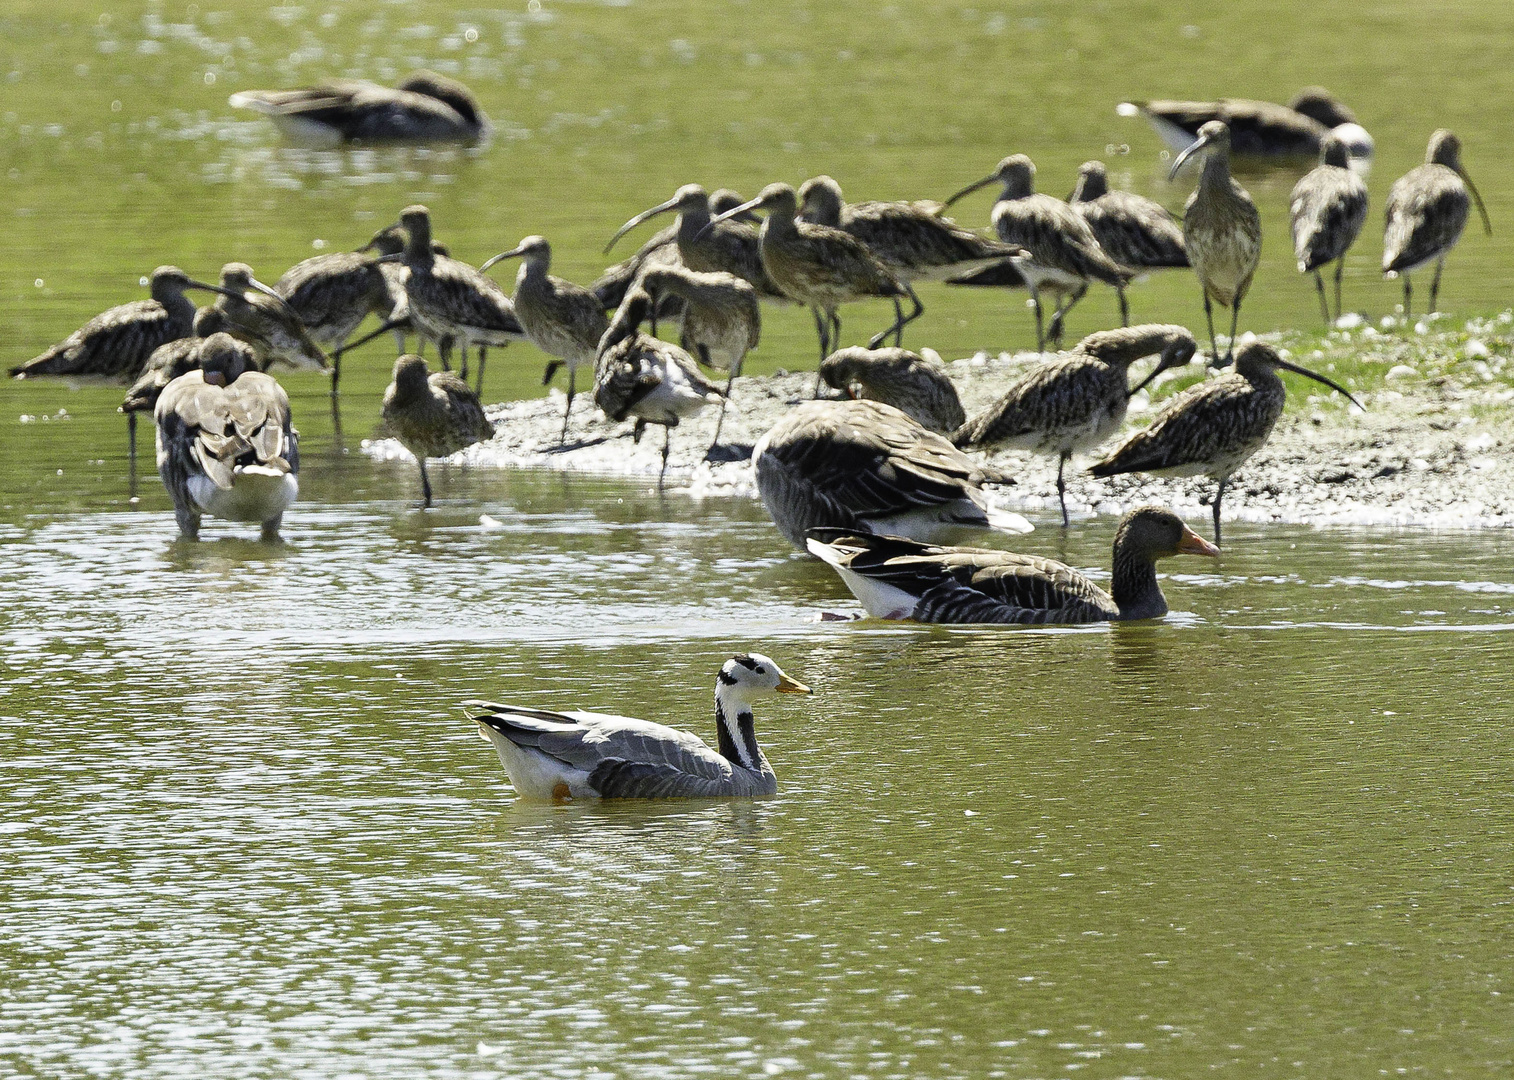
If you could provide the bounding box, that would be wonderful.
[175,506,201,540]
[1056,451,1070,528]
[632,419,646,444]
[870,285,924,350]
[260,514,283,543]
[1117,284,1130,328]
[1333,259,1345,323]
[892,297,904,347]
[1226,302,1241,365]
[1313,270,1331,324]
[812,307,830,398]
[706,367,737,458]
[1429,257,1445,314]
[1402,275,1411,322]
[439,337,453,372]
[475,346,487,396]
[419,459,433,508]
[648,286,660,339]
[542,359,562,385]
[1211,477,1226,545]
[459,343,469,382]
[127,411,137,470]
[331,350,342,397]
[1048,284,1087,347]
[658,424,672,489]
[1203,295,1219,364]
[560,365,576,444]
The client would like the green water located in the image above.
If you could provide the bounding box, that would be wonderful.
[4,1,1514,1076]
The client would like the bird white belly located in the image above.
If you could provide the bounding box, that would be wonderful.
[806,540,921,618]
[267,114,346,150]
[478,723,598,800]
[187,468,298,522]
[636,369,716,423]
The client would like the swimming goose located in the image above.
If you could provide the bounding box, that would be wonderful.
[380,354,495,508]
[229,70,490,146]
[806,506,1218,624]
[155,333,298,541]
[754,398,1030,552]
[467,653,811,801]
[952,325,1197,526]
[819,346,965,434]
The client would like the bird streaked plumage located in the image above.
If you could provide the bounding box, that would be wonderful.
[1290,134,1370,323]
[1068,160,1188,326]
[380,354,495,509]
[945,155,1131,352]
[595,289,724,483]
[1382,129,1491,319]
[753,398,1030,552]
[707,183,920,393]
[819,346,965,434]
[9,266,226,380]
[468,653,811,801]
[228,70,489,147]
[953,325,1197,525]
[275,240,405,392]
[1090,341,1362,542]
[1168,121,1262,364]
[154,333,299,541]
[481,235,611,444]
[210,263,330,373]
[807,506,1219,623]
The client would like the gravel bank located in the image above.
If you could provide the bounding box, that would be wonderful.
[362,313,1514,530]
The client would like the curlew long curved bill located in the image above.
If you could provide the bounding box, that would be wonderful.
[1129,339,1198,396]
[1168,130,1216,180]
[698,195,765,240]
[1275,357,1365,411]
[943,174,998,208]
[1459,167,1493,237]
[479,245,529,273]
[604,196,682,255]
[183,281,244,301]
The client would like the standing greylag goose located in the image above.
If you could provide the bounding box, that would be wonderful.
[1382,130,1490,319]
[9,266,229,380]
[806,506,1218,624]
[228,70,490,146]
[594,290,724,484]
[481,235,610,443]
[380,355,495,509]
[1290,133,1370,323]
[952,325,1197,526]
[1067,161,1189,326]
[467,653,810,801]
[819,346,965,434]
[154,333,298,541]
[754,398,1030,552]
[1090,341,1362,543]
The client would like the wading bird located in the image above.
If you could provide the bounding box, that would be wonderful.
[9,266,229,380]
[467,653,810,801]
[818,346,965,434]
[807,505,1218,623]
[1382,129,1491,319]
[380,354,495,509]
[1067,160,1188,325]
[953,325,1197,526]
[1118,87,1372,169]
[482,235,610,444]
[944,155,1131,351]
[210,263,330,372]
[121,307,252,461]
[753,398,1029,551]
[1167,122,1261,364]
[155,333,299,541]
[1090,341,1363,543]
[229,70,490,146]
[275,239,409,393]
[706,183,919,392]
[1289,133,1369,323]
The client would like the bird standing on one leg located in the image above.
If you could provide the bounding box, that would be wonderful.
[380,354,495,509]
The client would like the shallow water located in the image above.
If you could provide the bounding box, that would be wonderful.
[4,1,1514,1076]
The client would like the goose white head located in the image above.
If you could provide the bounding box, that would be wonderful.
[717,653,811,701]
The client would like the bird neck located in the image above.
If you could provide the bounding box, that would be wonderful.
[676,203,712,243]
[1110,541,1166,620]
[1199,150,1232,192]
[760,210,798,242]
[155,281,197,325]
[405,220,434,260]
[1071,171,1106,202]
[714,687,770,776]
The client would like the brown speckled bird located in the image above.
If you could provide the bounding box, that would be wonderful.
[1382,129,1490,319]
[1068,161,1188,326]
[819,346,965,435]
[380,354,495,508]
[1290,134,1370,323]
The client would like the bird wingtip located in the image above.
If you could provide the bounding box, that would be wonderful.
[1116,102,1143,118]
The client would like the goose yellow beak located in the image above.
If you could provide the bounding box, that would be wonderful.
[775,672,812,694]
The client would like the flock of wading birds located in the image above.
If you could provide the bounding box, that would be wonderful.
[9,77,1495,798]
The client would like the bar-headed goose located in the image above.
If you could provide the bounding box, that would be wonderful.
[154,333,299,541]
[807,506,1218,623]
[754,398,1030,551]
[466,654,811,801]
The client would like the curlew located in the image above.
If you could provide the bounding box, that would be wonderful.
[275,243,402,394]
[378,205,526,391]
[632,264,760,454]
[945,155,1131,352]
[154,333,299,541]
[209,262,330,373]
[752,398,1030,552]
[1382,129,1490,320]
[229,70,489,147]
[1067,160,1188,325]
[953,325,1197,526]
[1090,341,1362,543]
[706,183,920,392]
[1289,134,1370,323]
[594,288,724,483]
[819,345,965,434]
[380,354,495,509]
[1168,121,1261,365]
[481,235,611,443]
[1118,87,1373,171]
[9,265,229,380]
[466,654,810,801]
[807,506,1218,624]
